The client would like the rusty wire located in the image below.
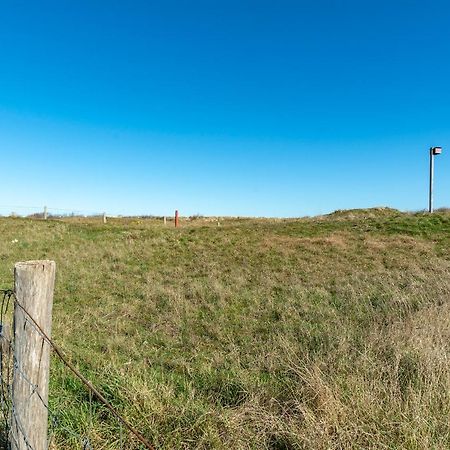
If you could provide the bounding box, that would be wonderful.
[0,289,155,450]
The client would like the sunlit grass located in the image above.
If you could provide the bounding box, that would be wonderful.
[0,209,449,448]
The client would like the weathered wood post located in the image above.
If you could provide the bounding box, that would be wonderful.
[43,206,48,220]
[11,261,56,450]
[175,210,179,228]
[163,216,167,226]
[103,212,107,224]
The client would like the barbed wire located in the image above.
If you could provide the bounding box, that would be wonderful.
[0,205,166,219]
[0,289,155,450]
[0,205,109,217]
[0,288,97,449]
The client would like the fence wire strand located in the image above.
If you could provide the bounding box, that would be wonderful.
[0,289,154,450]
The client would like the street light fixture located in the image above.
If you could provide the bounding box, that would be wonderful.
[429,146,443,213]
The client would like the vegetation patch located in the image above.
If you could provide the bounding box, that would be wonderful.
[0,208,449,448]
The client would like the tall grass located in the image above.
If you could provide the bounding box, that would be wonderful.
[0,209,449,448]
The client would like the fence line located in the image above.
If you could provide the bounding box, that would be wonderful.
[0,204,177,221]
[0,205,231,227]
[0,262,154,450]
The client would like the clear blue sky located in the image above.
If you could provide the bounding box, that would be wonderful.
[1,0,449,217]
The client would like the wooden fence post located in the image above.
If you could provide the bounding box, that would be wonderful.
[11,260,56,450]
[43,206,48,220]
[163,216,167,226]
[103,212,107,224]
[175,210,179,228]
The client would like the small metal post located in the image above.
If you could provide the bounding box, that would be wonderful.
[175,210,179,228]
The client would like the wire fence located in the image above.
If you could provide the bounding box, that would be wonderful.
[0,205,220,223]
[0,289,154,450]
[0,205,172,221]
[0,205,107,219]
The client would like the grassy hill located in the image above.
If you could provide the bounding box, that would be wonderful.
[1,209,449,449]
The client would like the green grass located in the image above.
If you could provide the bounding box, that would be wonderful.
[1,208,450,449]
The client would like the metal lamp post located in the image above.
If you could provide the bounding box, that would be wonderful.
[429,146,442,213]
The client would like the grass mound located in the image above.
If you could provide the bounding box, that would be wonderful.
[326,206,402,220]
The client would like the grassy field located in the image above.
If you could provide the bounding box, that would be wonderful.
[1,208,450,449]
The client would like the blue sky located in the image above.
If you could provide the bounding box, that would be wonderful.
[0,0,449,217]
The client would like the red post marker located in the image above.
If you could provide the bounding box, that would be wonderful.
[175,210,179,228]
